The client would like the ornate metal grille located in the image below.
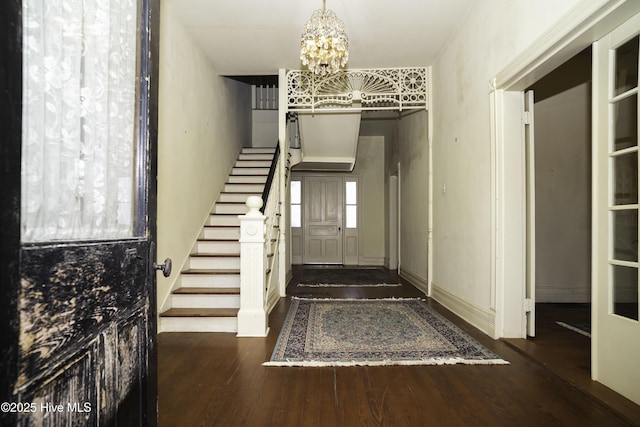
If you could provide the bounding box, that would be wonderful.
[287,67,428,112]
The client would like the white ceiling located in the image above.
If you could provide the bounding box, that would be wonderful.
[166,0,476,76]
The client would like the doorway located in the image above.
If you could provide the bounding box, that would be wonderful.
[303,175,344,264]
[511,46,594,395]
[529,45,593,321]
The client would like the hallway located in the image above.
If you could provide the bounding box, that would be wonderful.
[158,267,639,426]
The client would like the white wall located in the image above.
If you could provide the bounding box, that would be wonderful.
[353,136,385,265]
[535,83,591,302]
[360,114,399,268]
[252,110,278,147]
[431,0,580,327]
[157,1,251,314]
[398,111,429,290]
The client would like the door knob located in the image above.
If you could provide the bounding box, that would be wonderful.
[154,258,172,277]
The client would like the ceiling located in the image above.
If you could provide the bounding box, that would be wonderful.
[166,0,476,76]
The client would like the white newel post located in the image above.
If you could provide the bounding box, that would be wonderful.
[237,196,269,337]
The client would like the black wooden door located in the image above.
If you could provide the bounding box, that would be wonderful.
[0,0,160,425]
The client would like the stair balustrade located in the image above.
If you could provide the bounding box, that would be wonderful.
[237,144,281,337]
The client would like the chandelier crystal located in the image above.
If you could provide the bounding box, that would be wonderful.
[300,0,349,75]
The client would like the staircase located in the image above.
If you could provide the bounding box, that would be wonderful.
[160,147,276,333]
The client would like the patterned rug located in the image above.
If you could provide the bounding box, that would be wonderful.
[298,267,400,287]
[556,321,591,338]
[264,298,508,367]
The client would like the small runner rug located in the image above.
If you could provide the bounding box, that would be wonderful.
[556,321,591,338]
[298,267,400,287]
[264,298,508,367]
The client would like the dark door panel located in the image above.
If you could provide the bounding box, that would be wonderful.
[1,0,160,425]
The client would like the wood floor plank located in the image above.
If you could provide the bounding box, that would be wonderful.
[158,266,640,426]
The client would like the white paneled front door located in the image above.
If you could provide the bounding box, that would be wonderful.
[304,176,343,264]
[593,12,640,405]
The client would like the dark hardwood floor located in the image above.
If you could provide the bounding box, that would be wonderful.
[158,267,640,426]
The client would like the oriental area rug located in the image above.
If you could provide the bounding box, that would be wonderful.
[264,298,509,367]
[298,267,401,287]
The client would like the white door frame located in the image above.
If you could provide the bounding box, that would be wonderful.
[490,0,640,339]
[388,174,399,270]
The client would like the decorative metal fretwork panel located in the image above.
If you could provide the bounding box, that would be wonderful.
[287,67,428,112]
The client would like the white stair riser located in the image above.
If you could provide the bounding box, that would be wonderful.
[224,183,265,193]
[214,204,248,214]
[196,240,240,253]
[202,227,239,239]
[227,175,267,184]
[208,215,240,226]
[171,294,240,309]
[180,274,240,288]
[231,167,270,175]
[189,256,240,270]
[235,160,271,168]
[238,153,274,161]
[160,317,237,333]
[218,193,261,203]
[242,148,276,154]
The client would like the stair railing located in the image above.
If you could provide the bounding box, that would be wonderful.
[237,143,281,337]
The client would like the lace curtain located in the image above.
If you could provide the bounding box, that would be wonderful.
[21,0,138,242]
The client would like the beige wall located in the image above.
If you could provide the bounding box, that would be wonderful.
[157,1,251,313]
[534,82,591,302]
[360,114,399,267]
[252,110,278,147]
[353,136,385,264]
[398,111,429,289]
[431,1,580,315]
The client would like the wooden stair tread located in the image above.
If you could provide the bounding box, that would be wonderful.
[220,191,262,194]
[174,287,240,295]
[161,308,239,318]
[190,253,239,258]
[181,269,240,275]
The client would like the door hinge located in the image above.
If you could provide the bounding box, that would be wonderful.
[523,298,533,313]
[523,111,531,125]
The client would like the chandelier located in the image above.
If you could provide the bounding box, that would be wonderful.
[300,0,349,75]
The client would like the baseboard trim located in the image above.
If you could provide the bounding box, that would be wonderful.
[399,268,428,295]
[431,282,496,338]
[286,268,293,287]
[358,256,385,266]
[536,285,591,303]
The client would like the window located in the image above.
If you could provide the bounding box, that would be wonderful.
[291,180,302,228]
[345,180,357,228]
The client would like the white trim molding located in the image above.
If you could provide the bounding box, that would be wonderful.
[400,268,428,295]
[431,282,497,339]
[358,256,385,266]
[495,0,640,91]
[287,67,428,113]
[536,285,592,303]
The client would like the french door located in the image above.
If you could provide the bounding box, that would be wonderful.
[593,12,640,405]
[1,0,161,425]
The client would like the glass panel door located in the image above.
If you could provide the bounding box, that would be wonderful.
[609,35,639,320]
[21,0,140,242]
[593,13,640,405]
